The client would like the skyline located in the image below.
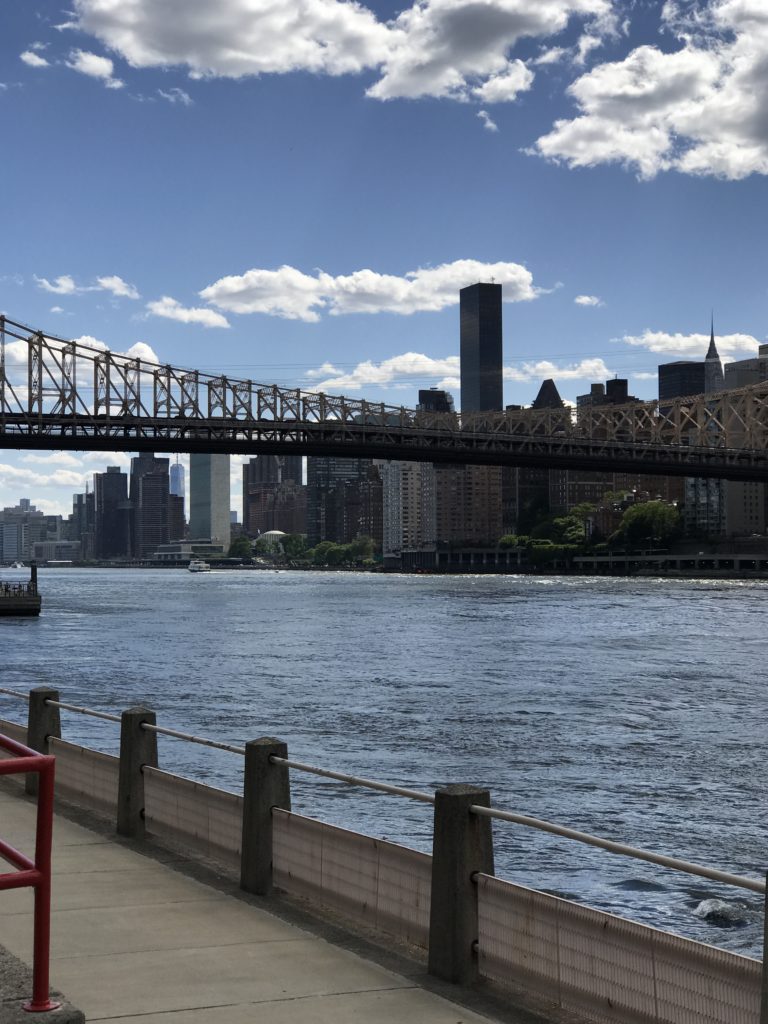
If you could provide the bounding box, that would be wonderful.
[1,0,766,515]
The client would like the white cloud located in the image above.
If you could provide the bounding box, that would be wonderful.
[622,330,760,357]
[35,273,139,299]
[307,352,460,391]
[72,0,613,103]
[50,306,65,314]
[157,87,192,106]
[504,356,613,381]
[201,258,540,321]
[477,110,499,133]
[574,294,603,306]
[533,46,568,66]
[35,274,80,295]
[96,275,140,299]
[21,51,50,68]
[633,371,658,380]
[124,341,160,363]
[146,296,230,329]
[0,463,88,489]
[81,451,132,466]
[532,1,768,179]
[20,452,83,468]
[67,48,123,88]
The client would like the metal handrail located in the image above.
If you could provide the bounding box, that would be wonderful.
[44,699,121,724]
[470,804,766,894]
[0,733,59,1012]
[140,722,245,756]
[270,755,435,805]
[0,687,30,701]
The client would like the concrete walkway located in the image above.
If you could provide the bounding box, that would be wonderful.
[0,786,503,1023]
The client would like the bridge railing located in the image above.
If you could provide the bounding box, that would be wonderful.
[0,684,765,1024]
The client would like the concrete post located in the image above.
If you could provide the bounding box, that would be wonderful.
[117,706,158,839]
[428,784,494,986]
[240,738,291,896]
[25,687,61,796]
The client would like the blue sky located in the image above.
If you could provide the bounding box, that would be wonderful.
[1,0,766,516]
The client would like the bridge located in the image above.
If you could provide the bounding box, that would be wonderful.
[2,315,768,481]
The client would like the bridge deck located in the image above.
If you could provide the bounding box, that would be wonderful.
[0,785,517,1024]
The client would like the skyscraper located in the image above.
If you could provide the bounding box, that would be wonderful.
[129,453,170,558]
[189,453,231,549]
[170,459,185,498]
[93,466,130,558]
[459,282,503,413]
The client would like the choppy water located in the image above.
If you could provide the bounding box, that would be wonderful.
[1,568,765,956]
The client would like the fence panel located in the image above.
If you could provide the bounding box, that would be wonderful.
[272,808,431,948]
[143,766,242,871]
[477,873,762,1024]
[0,718,28,786]
[48,737,119,816]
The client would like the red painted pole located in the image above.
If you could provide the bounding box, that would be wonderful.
[0,735,59,1013]
[25,755,59,1013]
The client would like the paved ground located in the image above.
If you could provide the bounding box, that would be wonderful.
[0,784,502,1024]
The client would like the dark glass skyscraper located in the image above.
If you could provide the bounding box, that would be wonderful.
[459,283,503,413]
[94,466,130,558]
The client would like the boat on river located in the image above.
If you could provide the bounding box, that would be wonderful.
[0,564,41,616]
[188,559,211,573]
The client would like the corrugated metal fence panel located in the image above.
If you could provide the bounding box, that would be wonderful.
[477,873,762,1024]
[143,767,242,871]
[48,737,119,816]
[0,718,28,785]
[272,808,431,948]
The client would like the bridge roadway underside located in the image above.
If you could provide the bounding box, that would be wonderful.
[2,414,768,481]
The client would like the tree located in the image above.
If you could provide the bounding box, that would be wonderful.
[227,535,253,559]
[282,534,308,560]
[612,501,681,547]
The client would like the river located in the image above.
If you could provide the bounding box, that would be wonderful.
[1,568,765,956]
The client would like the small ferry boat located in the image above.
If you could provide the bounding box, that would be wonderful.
[188,559,211,573]
[0,564,41,616]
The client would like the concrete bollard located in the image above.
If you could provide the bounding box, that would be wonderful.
[117,707,158,839]
[25,687,61,796]
[240,737,291,896]
[428,783,494,986]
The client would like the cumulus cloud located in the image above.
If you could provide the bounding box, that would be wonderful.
[71,0,613,102]
[201,259,540,322]
[35,273,140,298]
[67,48,123,88]
[532,0,768,179]
[0,463,87,489]
[504,356,613,381]
[574,294,603,306]
[21,50,50,68]
[622,329,760,357]
[96,275,140,299]
[477,110,499,132]
[146,296,230,329]
[307,352,460,391]
[21,452,83,468]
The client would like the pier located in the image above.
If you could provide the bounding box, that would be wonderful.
[1,687,766,1024]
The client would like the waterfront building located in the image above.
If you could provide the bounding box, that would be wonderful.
[69,491,95,559]
[382,461,437,565]
[0,499,62,563]
[243,456,306,537]
[189,453,231,549]
[306,457,379,546]
[93,467,130,559]
[130,452,170,559]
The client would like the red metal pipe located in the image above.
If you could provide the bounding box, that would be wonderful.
[0,733,60,1013]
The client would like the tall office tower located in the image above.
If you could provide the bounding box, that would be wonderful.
[704,317,725,395]
[0,499,57,562]
[724,344,768,388]
[130,452,170,558]
[170,459,185,498]
[93,466,130,558]
[168,495,186,541]
[189,453,231,549]
[68,491,96,559]
[242,456,307,536]
[658,362,706,401]
[459,283,503,413]
[306,457,379,545]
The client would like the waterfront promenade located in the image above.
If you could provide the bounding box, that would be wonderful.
[0,784,522,1024]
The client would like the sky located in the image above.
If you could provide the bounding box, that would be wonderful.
[1,0,766,517]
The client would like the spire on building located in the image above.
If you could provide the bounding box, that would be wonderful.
[704,313,724,394]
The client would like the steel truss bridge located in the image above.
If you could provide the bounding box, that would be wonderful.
[2,316,768,481]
